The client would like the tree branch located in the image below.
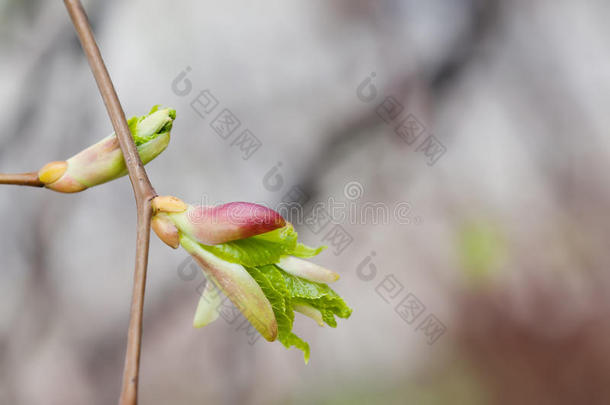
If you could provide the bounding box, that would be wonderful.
[0,172,43,187]
[63,1,156,404]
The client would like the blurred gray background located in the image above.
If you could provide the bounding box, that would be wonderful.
[2,0,610,404]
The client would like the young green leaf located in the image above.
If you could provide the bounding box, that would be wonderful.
[154,198,352,362]
[291,242,326,258]
[246,264,352,363]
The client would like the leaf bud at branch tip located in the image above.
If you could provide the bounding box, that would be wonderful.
[37,106,175,193]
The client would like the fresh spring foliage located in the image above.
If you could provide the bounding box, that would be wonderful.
[195,224,352,362]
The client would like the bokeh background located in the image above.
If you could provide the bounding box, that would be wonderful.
[1,0,610,404]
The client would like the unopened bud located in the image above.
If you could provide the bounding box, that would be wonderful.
[38,161,68,185]
[39,106,175,193]
[151,214,180,249]
[152,195,188,213]
[169,202,286,245]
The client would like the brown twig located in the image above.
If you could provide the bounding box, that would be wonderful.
[63,1,156,404]
[0,172,44,187]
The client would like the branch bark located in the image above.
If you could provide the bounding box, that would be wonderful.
[63,1,156,404]
[0,172,43,187]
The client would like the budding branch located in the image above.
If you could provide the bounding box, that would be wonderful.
[63,1,156,405]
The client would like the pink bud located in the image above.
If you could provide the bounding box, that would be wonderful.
[169,202,286,245]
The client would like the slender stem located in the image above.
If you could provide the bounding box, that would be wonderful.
[62,0,155,202]
[120,198,152,403]
[63,1,156,404]
[0,172,44,187]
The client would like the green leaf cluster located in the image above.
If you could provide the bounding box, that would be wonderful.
[247,264,351,363]
[196,224,351,362]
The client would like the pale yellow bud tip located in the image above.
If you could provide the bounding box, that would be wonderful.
[294,304,324,327]
[152,195,187,213]
[38,161,67,184]
[152,215,180,249]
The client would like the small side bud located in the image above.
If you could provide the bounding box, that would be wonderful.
[39,160,86,193]
[152,214,180,249]
[152,195,187,213]
[38,161,68,184]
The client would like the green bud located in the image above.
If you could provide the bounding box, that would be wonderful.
[39,106,176,193]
